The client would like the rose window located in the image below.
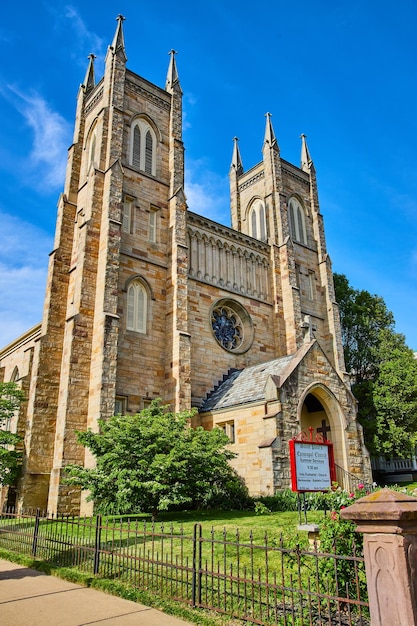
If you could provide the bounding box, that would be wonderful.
[210,299,253,354]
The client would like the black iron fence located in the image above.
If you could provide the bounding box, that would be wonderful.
[0,508,369,625]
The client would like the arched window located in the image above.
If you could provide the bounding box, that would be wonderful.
[10,367,19,383]
[6,368,20,433]
[249,200,266,241]
[87,123,98,170]
[288,197,307,245]
[127,280,147,333]
[132,126,141,168]
[130,119,156,176]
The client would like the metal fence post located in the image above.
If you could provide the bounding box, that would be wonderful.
[31,508,40,557]
[93,514,102,575]
[192,523,202,607]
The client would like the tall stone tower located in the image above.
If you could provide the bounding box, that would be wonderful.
[0,16,371,514]
[229,118,344,372]
[18,16,190,513]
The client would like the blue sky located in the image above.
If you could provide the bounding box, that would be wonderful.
[0,1,416,349]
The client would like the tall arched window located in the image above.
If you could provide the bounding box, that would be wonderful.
[127,280,147,333]
[288,197,307,245]
[87,123,98,170]
[249,200,266,241]
[130,119,156,176]
[6,367,20,433]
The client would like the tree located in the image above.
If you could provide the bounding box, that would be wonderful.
[333,273,394,384]
[65,400,249,518]
[372,330,417,457]
[334,274,417,457]
[0,382,24,485]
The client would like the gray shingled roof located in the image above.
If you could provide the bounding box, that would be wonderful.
[200,354,295,412]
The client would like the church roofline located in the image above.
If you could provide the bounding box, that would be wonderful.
[199,339,351,413]
[187,211,270,253]
[0,322,42,359]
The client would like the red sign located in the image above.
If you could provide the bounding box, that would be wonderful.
[289,429,336,492]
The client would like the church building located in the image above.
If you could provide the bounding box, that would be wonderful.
[0,17,371,515]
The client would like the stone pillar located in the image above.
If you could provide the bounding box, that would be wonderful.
[341,488,417,626]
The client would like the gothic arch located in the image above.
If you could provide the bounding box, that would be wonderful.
[84,119,99,173]
[298,383,348,476]
[288,195,307,245]
[128,114,160,176]
[124,275,153,334]
[246,197,267,241]
[10,366,20,383]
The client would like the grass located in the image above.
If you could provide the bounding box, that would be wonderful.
[0,508,365,626]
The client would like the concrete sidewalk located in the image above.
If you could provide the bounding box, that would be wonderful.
[0,559,192,625]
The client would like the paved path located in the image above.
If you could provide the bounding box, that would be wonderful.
[0,559,192,625]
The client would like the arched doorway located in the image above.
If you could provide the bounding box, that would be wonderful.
[299,385,348,485]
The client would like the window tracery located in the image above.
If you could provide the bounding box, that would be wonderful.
[249,200,266,241]
[288,197,307,244]
[130,119,156,176]
[127,279,147,333]
[210,299,253,353]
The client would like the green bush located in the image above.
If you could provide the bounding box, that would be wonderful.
[318,509,367,603]
[254,489,298,511]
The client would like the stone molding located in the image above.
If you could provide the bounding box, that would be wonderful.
[125,79,171,111]
[187,221,271,301]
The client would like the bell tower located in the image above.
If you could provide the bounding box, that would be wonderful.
[229,116,345,373]
[19,16,189,515]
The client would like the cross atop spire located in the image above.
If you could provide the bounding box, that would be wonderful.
[231,137,243,175]
[300,134,313,172]
[82,54,96,94]
[110,14,127,62]
[165,49,181,93]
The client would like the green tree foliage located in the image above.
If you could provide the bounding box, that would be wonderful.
[333,273,394,384]
[0,382,24,485]
[372,330,417,456]
[65,400,250,518]
[334,274,417,457]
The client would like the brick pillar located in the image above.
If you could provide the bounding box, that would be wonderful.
[341,488,417,626]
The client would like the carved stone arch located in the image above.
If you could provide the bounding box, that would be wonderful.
[128,113,163,143]
[83,117,99,150]
[245,195,263,221]
[83,117,100,175]
[124,275,153,335]
[247,196,267,241]
[287,194,308,245]
[10,366,20,383]
[298,382,348,477]
[124,274,154,300]
[129,114,159,176]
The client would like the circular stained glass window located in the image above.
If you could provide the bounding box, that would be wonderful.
[210,299,253,354]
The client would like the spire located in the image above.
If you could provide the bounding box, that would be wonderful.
[82,54,96,94]
[231,137,243,175]
[110,14,127,62]
[165,49,181,93]
[264,112,278,149]
[300,134,313,171]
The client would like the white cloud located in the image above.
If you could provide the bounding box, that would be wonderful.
[0,211,52,347]
[5,86,71,191]
[185,159,230,225]
[64,5,105,54]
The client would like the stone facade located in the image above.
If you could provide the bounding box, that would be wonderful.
[0,18,371,513]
